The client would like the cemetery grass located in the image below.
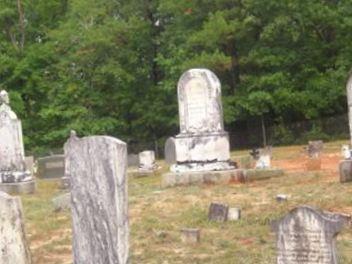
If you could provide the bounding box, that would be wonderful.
[21,140,352,264]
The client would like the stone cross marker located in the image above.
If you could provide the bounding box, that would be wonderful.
[65,132,129,264]
[0,191,32,264]
[272,206,350,264]
[0,90,32,184]
[171,69,235,172]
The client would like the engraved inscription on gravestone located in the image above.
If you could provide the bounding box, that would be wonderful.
[178,69,223,134]
[272,206,350,264]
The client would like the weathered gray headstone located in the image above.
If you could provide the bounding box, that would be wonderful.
[65,132,129,264]
[0,191,31,264]
[164,137,176,165]
[37,155,65,179]
[170,68,235,172]
[339,160,352,183]
[0,91,34,193]
[52,192,71,212]
[127,154,139,167]
[307,140,324,158]
[180,228,200,244]
[208,202,229,222]
[272,206,350,264]
[139,150,157,172]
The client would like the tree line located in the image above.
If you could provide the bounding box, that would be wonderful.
[0,0,351,154]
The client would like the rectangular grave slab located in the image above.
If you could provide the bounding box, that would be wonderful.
[272,206,350,264]
[0,191,31,264]
[65,132,129,264]
[37,155,65,179]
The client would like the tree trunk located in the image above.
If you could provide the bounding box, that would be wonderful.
[17,0,25,51]
[261,115,267,147]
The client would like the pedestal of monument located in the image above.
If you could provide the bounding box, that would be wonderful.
[162,168,284,187]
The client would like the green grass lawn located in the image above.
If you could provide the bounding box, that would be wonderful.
[20,141,352,263]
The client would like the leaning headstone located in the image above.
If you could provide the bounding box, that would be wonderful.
[208,202,229,222]
[340,73,352,183]
[65,132,129,264]
[139,150,157,172]
[272,206,350,264]
[164,137,176,165]
[170,68,235,172]
[127,154,139,167]
[37,155,65,179]
[0,90,35,194]
[0,191,32,264]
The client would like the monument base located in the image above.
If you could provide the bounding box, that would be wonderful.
[171,161,235,173]
[339,159,352,183]
[130,169,156,178]
[162,168,284,187]
[0,180,36,194]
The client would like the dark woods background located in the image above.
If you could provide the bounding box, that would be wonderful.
[0,0,351,156]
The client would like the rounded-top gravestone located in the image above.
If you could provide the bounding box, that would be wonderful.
[177,69,224,134]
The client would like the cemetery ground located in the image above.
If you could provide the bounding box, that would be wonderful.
[22,140,352,264]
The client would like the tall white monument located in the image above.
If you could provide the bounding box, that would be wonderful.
[0,90,35,193]
[340,72,352,182]
[171,69,235,172]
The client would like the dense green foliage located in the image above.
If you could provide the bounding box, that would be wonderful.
[1,0,351,153]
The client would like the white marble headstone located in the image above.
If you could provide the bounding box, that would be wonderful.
[0,91,25,171]
[139,150,156,171]
[0,191,32,264]
[65,133,129,264]
[178,69,224,134]
[170,69,234,172]
[0,90,31,183]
